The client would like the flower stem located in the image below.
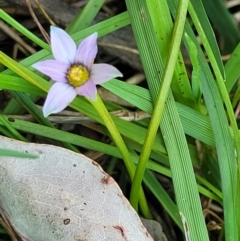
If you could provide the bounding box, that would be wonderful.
[88,93,152,218]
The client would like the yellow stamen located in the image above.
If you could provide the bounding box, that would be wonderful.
[67,65,89,87]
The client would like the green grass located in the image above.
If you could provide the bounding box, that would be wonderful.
[0,0,240,240]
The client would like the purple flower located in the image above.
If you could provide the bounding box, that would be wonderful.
[33,26,123,117]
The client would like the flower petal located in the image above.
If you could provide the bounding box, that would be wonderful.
[90,64,123,84]
[43,82,76,117]
[75,32,98,69]
[32,60,69,82]
[50,26,76,64]
[75,80,97,100]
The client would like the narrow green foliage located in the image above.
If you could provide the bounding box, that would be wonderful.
[183,20,238,241]
[130,0,189,212]
[0,115,27,142]
[188,2,240,163]
[202,0,240,53]
[0,148,38,158]
[0,74,45,96]
[225,42,240,92]
[125,0,209,240]
[189,0,225,78]
[0,116,121,158]
[232,85,240,109]
[185,34,202,104]
[187,3,239,239]
[66,0,105,34]
[147,0,197,109]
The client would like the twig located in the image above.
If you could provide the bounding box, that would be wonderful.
[235,100,240,118]
[126,73,145,85]
[34,0,55,26]
[0,19,36,55]
[7,110,150,124]
[25,0,50,44]
[98,42,139,55]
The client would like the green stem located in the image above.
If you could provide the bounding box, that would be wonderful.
[130,0,189,210]
[88,94,152,218]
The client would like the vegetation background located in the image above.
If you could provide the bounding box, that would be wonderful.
[0,0,240,240]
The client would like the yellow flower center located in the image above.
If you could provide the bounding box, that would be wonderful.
[67,65,89,87]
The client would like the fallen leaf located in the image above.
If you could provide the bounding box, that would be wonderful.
[0,136,153,241]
